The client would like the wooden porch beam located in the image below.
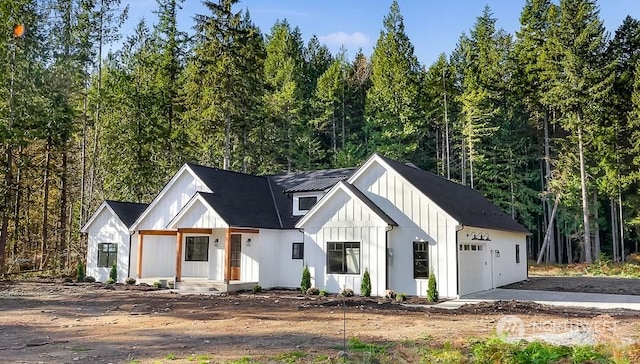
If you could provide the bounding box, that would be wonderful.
[175,231,183,282]
[224,228,231,283]
[228,228,259,234]
[137,234,144,278]
[139,229,177,236]
[177,228,213,234]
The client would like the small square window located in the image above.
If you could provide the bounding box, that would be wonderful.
[292,242,304,259]
[186,236,209,261]
[471,245,477,251]
[298,196,318,211]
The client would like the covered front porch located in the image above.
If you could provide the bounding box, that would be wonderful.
[135,227,260,291]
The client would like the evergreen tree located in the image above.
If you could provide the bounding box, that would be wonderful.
[366,0,423,162]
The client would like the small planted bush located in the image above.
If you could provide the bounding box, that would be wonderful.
[319,289,329,297]
[106,278,115,284]
[167,280,175,289]
[125,277,137,285]
[384,289,396,300]
[361,268,371,297]
[427,271,438,302]
[252,285,262,293]
[83,276,96,283]
[153,280,162,288]
[300,264,311,293]
[306,287,320,295]
[396,292,407,302]
[76,261,85,283]
[109,262,117,282]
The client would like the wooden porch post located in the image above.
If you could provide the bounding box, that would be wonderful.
[175,231,183,282]
[224,228,231,283]
[137,233,144,278]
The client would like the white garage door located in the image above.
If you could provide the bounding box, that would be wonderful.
[458,243,489,296]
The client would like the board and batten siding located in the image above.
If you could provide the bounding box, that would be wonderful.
[135,168,211,230]
[302,188,388,296]
[86,207,131,283]
[170,198,229,229]
[351,160,459,298]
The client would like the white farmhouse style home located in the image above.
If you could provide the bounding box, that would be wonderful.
[81,153,529,297]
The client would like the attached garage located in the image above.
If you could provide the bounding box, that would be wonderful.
[458,243,490,295]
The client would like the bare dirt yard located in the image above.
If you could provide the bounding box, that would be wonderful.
[502,276,640,295]
[1,279,639,363]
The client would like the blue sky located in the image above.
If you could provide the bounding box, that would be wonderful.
[121,0,640,66]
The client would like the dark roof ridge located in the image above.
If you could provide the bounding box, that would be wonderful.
[340,182,397,226]
[186,163,267,180]
[267,177,284,228]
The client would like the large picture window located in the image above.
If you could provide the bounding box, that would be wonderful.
[292,242,304,259]
[97,243,117,268]
[298,196,318,211]
[327,242,360,274]
[413,241,429,279]
[185,236,209,261]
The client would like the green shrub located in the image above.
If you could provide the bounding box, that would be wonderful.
[109,261,117,282]
[76,261,85,283]
[319,289,329,297]
[396,292,407,302]
[106,278,115,284]
[153,280,162,288]
[427,270,438,302]
[125,277,136,285]
[306,287,320,295]
[83,276,95,283]
[167,280,174,289]
[300,264,311,293]
[361,268,371,297]
[252,285,262,293]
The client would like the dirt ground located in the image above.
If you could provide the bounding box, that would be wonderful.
[1,279,639,363]
[502,276,640,295]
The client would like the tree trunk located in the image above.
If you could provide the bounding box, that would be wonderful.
[543,110,556,263]
[577,123,592,263]
[223,110,231,170]
[611,199,619,261]
[58,147,68,273]
[619,192,625,262]
[40,137,52,270]
[537,195,560,264]
[593,190,600,260]
[443,68,450,180]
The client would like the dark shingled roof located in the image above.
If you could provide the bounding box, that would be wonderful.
[105,200,148,228]
[376,154,529,234]
[187,164,285,229]
[285,177,348,193]
[341,182,397,226]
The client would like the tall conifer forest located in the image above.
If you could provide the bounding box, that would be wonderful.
[1,0,640,274]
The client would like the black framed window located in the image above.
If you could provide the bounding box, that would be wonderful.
[516,244,520,264]
[413,241,430,278]
[292,242,304,259]
[97,243,117,267]
[185,236,209,261]
[327,242,360,274]
[298,196,318,210]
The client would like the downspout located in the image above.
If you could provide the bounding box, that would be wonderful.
[127,231,134,279]
[298,228,305,268]
[455,224,464,297]
[385,225,394,290]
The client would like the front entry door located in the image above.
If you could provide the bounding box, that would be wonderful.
[230,234,241,280]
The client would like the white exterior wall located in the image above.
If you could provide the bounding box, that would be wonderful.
[258,229,305,289]
[170,198,229,229]
[351,160,459,298]
[136,169,211,230]
[301,188,388,296]
[85,208,131,283]
[135,235,176,278]
[459,226,528,288]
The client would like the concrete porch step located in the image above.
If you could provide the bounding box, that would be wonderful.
[176,280,258,293]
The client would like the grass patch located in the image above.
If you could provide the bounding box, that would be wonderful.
[274,351,307,363]
[529,259,640,278]
[347,337,388,355]
[165,352,177,360]
[188,354,211,363]
[422,341,465,363]
[226,357,255,364]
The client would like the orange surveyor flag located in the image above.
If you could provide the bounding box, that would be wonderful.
[13,24,25,38]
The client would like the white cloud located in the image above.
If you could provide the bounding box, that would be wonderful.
[318,32,371,47]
